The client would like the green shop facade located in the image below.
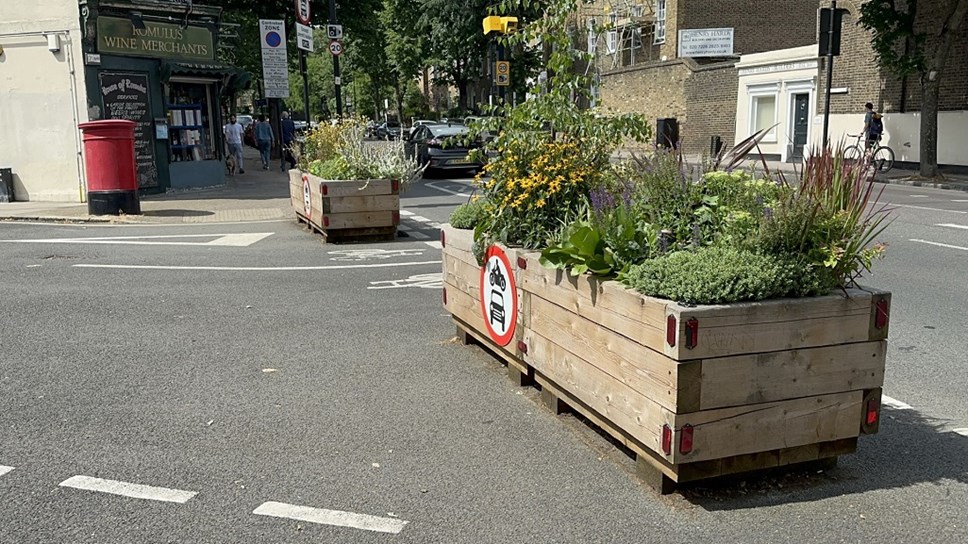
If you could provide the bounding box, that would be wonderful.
[80,0,250,191]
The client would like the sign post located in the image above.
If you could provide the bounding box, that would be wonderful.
[328,0,343,118]
[819,1,847,146]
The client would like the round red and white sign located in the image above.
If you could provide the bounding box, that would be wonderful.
[302,174,312,219]
[479,246,517,346]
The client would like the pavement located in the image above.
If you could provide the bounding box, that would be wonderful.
[3,146,968,225]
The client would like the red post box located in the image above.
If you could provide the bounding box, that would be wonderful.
[78,120,141,215]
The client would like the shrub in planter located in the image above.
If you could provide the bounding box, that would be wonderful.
[449,198,486,230]
[298,120,423,185]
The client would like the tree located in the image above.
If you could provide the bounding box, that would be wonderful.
[860,0,968,178]
[421,0,491,113]
[381,0,428,119]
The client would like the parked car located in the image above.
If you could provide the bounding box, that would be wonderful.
[365,121,379,139]
[376,121,402,140]
[407,119,441,140]
[404,123,484,172]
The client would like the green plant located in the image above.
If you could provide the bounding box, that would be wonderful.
[449,198,485,230]
[623,247,800,305]
[299,119,424,185]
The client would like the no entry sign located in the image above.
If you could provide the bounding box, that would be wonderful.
[479,246,517,346]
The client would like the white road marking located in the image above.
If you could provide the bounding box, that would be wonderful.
[425,181,474,197]
[0,233,273,247]
[73,261,441,271]
[0,219,291,228]
[253,501,408,534]
[404,230,430,240]
[951,199,968,203]
[327,249,425,261]
[0,466,14,477]
[399,210,415,217]
[909,195,928,198]
[881,395,913,410]
[369,272,442,289]
[952,428,968,437]
[424,241,443,249]
[895,204,967,214]
[411,215,432,223]
[59,475,197,503]
[937,223,968,230]
[429,222,442,229]
[909,239,968,252]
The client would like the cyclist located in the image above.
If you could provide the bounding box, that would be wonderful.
[863,102,884,149]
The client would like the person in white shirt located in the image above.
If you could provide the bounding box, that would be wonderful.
[223,114,245,174]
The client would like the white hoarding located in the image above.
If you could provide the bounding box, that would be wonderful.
[260,19,290,98]
[677,28,734,58]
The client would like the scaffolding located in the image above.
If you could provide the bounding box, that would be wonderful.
[593,1,658,70]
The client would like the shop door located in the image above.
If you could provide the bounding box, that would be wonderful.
[791,93,810,161]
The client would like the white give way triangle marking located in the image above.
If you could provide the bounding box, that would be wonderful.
[0,233,274,247]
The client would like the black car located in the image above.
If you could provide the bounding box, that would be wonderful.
[404,124,483,171]
[376,121,402,140]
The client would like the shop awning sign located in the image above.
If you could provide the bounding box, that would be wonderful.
[259,19,290,98]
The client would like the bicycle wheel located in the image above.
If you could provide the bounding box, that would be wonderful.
[872,146,895,173]
[844,145,865,162]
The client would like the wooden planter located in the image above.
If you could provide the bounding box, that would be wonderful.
[441,224,890,493]
[290,170,400,242]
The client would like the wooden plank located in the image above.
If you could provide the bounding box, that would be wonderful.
[322,194,399,214]
[672,390,863,464]
[322,211,396,229]
[528,295,684,413]
[443,253,482,300]
[668,290,874,360]
[523,329,672,455]
[444,279,527,366]
[441,224,475,254]
[698,340,887,410]
[454,317,530,378]
[312,176,397,197]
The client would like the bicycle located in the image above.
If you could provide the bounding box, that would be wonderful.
[844,133,895,173]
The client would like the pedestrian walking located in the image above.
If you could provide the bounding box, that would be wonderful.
[254,114,274,170]
[223,114,245,174]
[280,111,297,172]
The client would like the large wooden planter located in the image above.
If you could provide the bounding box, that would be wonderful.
[290,170,400,242]
[441,224,890,492]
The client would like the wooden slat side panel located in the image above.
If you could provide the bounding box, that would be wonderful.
[444,277,527,357]
[322,195,399,214]
[308,175,396,196]
[699,341,887,410]
[441,224,475,254]
[672,390,863,464]
[520,266,669,351]
[523,330,671,455]
[323,211,396,229]
[669,291,874,360]
[444,254,481,301]
[529,295,682,413]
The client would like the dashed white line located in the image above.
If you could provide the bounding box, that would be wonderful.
[402,230,431,240]
[881,395,913,410]
[0,465,14,477]
[909,195,928,198]
[937,223,968,230]
[410,215,432,223]
[909,239,968,252]
[253,501,408,534]
[59,475,197,503]
[73,261,442,271]
[424,181,474,197]
[896,204,967,214]
[952,199,968,203]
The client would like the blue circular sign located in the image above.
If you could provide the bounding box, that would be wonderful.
[265,31,282,47]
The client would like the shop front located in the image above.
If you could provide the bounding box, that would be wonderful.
[81,0,249,193]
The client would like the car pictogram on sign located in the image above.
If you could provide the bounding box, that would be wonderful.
[479,246,517,346]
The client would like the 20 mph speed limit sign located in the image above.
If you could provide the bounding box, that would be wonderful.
[329,40,344,56]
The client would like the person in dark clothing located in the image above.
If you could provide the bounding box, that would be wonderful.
[280,111,297,172]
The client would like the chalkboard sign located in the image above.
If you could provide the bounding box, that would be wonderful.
[99,72,158,188]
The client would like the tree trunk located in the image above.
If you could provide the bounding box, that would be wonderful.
[457,80,468,112]
[919,77,940,177]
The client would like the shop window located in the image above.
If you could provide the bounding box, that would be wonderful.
[654,0,666,44]
[166,81,217,162]
[751,94,778,142]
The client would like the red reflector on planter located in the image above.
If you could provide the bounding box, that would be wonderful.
[685,318,699,350]
[440,230,446,248]
[666,316,677,347]
[517,256,527,269]
[866,398,880,426]
[392,211,400,225]
[679,424,694,454]
[442,287,447,305]
[875,299,889,329]
[322,216,330,227]
[517,340,528,354]
[661,424,672,455]
[391,179,399,193]
[321,184,328,196]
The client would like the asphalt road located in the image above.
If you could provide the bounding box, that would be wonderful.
[0,176,965,543]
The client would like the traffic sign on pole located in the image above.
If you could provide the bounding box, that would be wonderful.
[327,24,343,40]
[329,40,344,56]
[496,61,510,87]
[296,22,313,52]
[259,19,289,98]
[295,0,311,25]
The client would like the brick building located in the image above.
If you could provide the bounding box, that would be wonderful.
[583,0,820,156]
[815,0,968,167]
